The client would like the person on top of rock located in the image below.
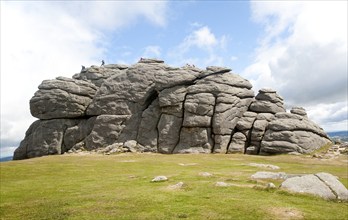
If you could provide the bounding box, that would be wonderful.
[101,60,105,67]
[185,63,195,68]
[81,65,86,73]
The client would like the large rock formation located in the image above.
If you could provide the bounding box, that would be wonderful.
[13,59,331,160]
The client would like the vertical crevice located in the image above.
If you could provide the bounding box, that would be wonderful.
[226,127,238,154]
[210,94,217,153]
[156,112,163,153]
[136,91,159,143]
[172,93,188,153]
[61,121,79,154]
[257,125,268,155]
[245,118,257,154]
[61,127,68,154]
[144,89,159,110]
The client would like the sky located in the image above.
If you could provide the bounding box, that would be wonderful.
[1,1,347,158]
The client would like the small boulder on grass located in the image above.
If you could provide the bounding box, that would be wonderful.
[215,182,231,187]
[266,182,276,189]
[167,182,185,190]
[151,176,168,182]
[178,163,198,166]
[251,171,287,180]
[199,172,213,177]
[248,163,280,170]
[280,172,348,201]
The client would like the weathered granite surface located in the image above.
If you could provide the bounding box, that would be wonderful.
[14,59,331,159]
[280,172,348,201]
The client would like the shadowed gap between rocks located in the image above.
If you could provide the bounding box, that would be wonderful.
[245,117,258,154]
[257,126,267,155]
[171,93,189,154]
[144,89,159,110]
[226,127,240,153]
[210,94,217,153]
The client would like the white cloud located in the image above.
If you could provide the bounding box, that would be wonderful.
[0,147,18,158]
[0,1,168,156]
[250,1,303,45]
[142,46,162,58]
[37,1,168,31]
[306,102,348,131]
[169,26,227,67]
[181,26,219,51]
[244,1,347,131]
[192,26,218,49]
[189,22,203,28]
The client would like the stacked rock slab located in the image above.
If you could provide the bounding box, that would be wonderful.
[260,110,330,154]
[13,59,331,160]
[229,88,284,154]
[30,77,98,119]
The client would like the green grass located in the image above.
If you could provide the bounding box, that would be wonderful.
[1,153,347,220]
[309,142,333,156]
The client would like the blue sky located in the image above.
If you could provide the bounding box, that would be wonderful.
[90,1,261,72]
[1,1,347,158]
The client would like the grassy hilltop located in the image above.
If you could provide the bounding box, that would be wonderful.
[1,153,347,220]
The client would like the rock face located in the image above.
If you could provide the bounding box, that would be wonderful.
[30,77,98,119]
[251,171,287,180]
[13,59,331,160]
[260,112,330,155]
[281,172,348,201]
